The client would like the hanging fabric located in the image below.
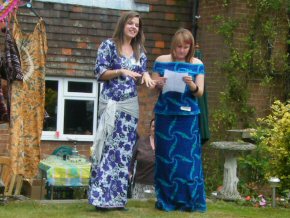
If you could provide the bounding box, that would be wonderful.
[0,51,9,122]
[10,14,47,178]
[0,0,23,123]
[0,19,23,122]
[195,46,210,144]
[0,79,8,122]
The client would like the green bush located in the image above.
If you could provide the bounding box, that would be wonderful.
[252,100,290,190]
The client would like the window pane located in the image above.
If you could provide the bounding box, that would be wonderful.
[44,80,58,131]
[67,81,93,93]
[63,99,94,135]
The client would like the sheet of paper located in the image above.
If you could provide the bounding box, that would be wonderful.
[162,69,188,94]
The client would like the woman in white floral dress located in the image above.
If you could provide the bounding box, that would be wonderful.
[88,11,154,211]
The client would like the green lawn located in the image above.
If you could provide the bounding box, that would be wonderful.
[0,199,289,218]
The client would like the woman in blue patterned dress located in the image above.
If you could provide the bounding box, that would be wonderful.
[152,28,207,212]
[88,11,155,211]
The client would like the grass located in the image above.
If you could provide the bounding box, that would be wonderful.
[0,199,289,218]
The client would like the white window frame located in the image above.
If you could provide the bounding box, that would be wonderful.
[41,77,99,142]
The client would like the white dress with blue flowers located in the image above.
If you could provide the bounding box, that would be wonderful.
[88,39,147,208]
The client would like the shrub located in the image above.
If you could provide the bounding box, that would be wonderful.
[252,100,290,190]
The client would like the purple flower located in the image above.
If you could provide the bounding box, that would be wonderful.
[124,143,131,151]
[116,120,122,132]
[103,160,110,171]
[125,114,131,122]
[115,150,122,164]
[108,150,122,166]
[100,43,107,50]
[92,190,100,198]
[104,188,112,202]
[119,112,125,119]
[91,170,97,178]
[119,141,124,148]
[127,131,135,142]
[258,194,267,207]
[119,171,125,178]
[104,57,110,63]
[119,84,126,90]
[110,180,123,197]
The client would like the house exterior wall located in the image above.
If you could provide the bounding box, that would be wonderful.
[197,0,287,119]
[0,0,287,157]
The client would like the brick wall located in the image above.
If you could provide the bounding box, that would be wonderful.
[137,0,194,136]
[40,141,91,159]
[197,0,225,108]
[0,0,287,156]
[198,0,287,120]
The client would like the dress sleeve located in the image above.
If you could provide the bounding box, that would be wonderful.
[139,51,147,74]
[94,39,113,81]
[197,64,206,75]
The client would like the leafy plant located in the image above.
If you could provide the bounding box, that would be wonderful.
[252,100,290,190]
[208,0,288,199]
[210,0,288,136]
[238,100,289,196]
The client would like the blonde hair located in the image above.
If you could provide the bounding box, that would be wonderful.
[113,11,145,61]
[170,28,195,63]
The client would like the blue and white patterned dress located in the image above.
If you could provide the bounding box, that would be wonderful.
[153,61,207,212]
[88,39,147,208]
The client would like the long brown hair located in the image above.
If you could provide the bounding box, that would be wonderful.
[170,28,195,63]
[112,11,145,61]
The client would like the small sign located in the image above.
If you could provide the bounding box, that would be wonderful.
[180,106,191,111]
